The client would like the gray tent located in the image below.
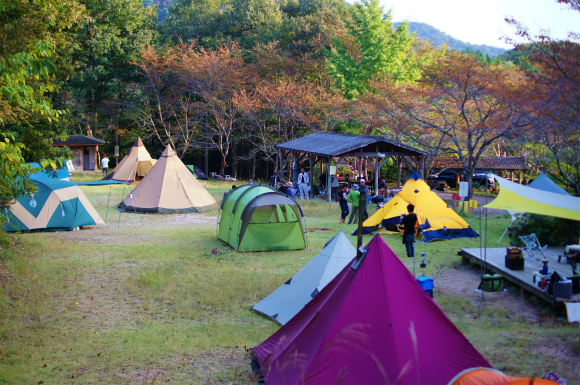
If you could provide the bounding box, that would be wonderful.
[528,173,570,196]
[251,230,356,325]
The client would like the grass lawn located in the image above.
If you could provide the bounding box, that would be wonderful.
[0,172,578,384]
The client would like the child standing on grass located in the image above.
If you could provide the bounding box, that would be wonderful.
[346,185,360,224]
[338,186,349,223]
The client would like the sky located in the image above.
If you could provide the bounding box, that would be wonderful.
[381,0,580,49]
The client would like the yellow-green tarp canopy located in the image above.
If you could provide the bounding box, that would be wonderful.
[484,175,580,221]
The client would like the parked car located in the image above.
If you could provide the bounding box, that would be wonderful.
[426,177,449,191]
[472,170,495,191]
[428,169,458,188]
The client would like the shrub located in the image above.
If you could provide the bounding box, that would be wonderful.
[507,213,579,247]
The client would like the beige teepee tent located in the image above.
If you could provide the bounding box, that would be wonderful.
[105,137,157,183]
[118,144,218,213]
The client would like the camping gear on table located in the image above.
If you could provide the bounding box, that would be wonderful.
[505,247,524,270]
[218,185,306,251]
[548,271,567,295]
[3,178,104,232]
[252,235,491,385]
[357,171,478,242]
[553,280,573,299]
[569,274,580,294]
[251,231,356,325]
[104,137,157,183]
[118,145,217,214]
[479,274,504,292]
[540,259,550,275]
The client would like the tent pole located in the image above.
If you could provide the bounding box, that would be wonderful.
[129,191,141,226]
[118,182,128,227]
[356,193,364,258]
[104,184,112,224]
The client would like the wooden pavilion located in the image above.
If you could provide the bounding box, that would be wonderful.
[52,134,106,171]
[276,132,429,202]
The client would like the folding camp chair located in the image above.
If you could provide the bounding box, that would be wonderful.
[518,233,547,260]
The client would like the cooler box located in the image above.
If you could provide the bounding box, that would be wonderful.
[417,277,434,298]
[553,280,573,299]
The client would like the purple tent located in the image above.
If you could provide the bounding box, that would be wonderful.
[252,235,491,385]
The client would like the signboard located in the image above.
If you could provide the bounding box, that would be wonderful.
[329,165,336,175]
[458,181,469,198]
[566,303,580,323]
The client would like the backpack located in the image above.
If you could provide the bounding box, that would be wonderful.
[478,274,504,292]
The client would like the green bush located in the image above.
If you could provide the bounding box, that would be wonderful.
[508,213,579,247]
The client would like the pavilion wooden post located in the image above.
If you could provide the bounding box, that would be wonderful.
[374,155,380,194]
[294,152,299,183]
[327,157,332,203]
[277,148,282,180]
[308,154,313,198]
[397,157,402,187]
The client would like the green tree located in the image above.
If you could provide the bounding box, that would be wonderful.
[1,0,83,209]
[322,0,419,99]
[159,0,229,47]
[64,0,158,139]
[506,0,580,194]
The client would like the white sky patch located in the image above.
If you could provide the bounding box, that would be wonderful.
[377,0,580,49]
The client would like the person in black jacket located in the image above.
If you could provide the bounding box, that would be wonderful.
[338,186,349,223]
[401,204,418,258]
[278,179,288,195]
[358,179,369,221]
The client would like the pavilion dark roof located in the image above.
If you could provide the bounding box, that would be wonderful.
[433,156,529,171]
[276,132,428,158]
[53,134,105,146]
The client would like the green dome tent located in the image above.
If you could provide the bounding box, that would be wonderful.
[218,185,306,251]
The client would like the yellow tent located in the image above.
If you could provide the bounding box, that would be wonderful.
[360,172,478,242]
[105,137,157,183]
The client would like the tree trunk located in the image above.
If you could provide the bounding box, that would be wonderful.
[232,142,237,179]
[251,156,256,180]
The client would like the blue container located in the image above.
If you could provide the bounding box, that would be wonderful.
[417,276,434,291]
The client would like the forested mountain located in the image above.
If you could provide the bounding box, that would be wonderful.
[394,22,507,56]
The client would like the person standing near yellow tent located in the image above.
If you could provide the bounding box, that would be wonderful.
[401,204,418,258]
